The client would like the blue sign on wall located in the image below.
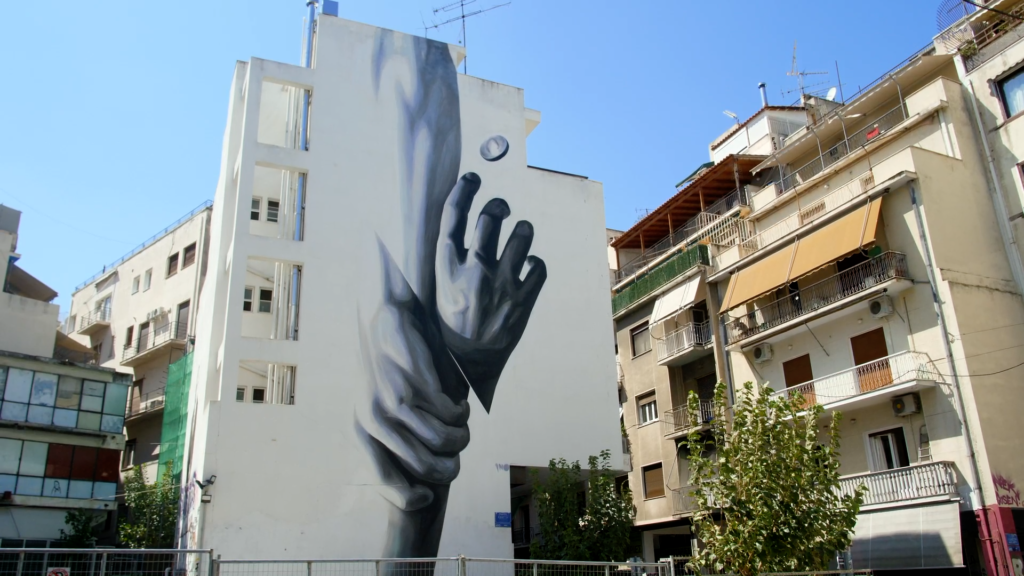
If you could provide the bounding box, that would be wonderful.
[494,512,512,528]
[1008,533,1020,552]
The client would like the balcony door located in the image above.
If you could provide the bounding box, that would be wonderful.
[138,322,151,352]
[696,374,716,423]
[851,328,891,392]
[783,354,816,408]
[176,300,190,340]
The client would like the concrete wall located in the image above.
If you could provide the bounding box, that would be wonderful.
[0,293,58,357]
[184,17,620,559]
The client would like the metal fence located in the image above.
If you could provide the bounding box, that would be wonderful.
[655,322,712,363]
[464,558,668,576]
[213,559,667,576]
[122,322,189,363]
[838,461,957,506]
[0,549,211,576]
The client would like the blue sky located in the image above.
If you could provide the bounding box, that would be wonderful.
[0,1,938,314]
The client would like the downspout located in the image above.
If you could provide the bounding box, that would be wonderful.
[966,80,1024,296]
[908,180,1003,574]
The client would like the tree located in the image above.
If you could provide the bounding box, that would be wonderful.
[59,509,98,547]
[531,450,635,561]
[119,464,179,549]
[685,382,865,576]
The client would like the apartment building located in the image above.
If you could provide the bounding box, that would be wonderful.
[612,32,1024,574]
[65,202,212,482]
[0,206,131,544]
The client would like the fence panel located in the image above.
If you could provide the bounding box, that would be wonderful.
[464,559,667,576]
[0,549,211,576]
[215,559,461,576]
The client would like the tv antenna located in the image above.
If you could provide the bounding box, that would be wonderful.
[784,41,829,97]
[425,0,511,74]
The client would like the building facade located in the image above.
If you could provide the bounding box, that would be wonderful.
[65,203,212,482]
[612,29,1024,575]
[0,206,130,544]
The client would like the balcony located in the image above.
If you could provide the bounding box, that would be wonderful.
[656,321,712,366]
[839,461,958,507]
[770,350,942,413]
[121,322,188,367]
[724,251,910,347]
[662,399,715,440]
[125,387,165,420]
[612,245,709,316]
[670,485,716,516]
[77,306,112,336]
[622,435,632,472]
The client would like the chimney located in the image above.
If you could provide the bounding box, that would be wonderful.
[758,82,768,108]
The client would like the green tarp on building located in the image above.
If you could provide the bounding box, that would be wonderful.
[158,351,192,481]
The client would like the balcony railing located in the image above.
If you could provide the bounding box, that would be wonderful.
[839,461,957,506]
[662,399,715,438]
[78,306,112,333]
[671,485,716,515]
[779,104,906,194]
[615,187,749,282]
[770,350,942,410]
[724,251,909,345]
[656,321,712,363]
[122,322,188,363]
[612,245,709,315]
[126,387,166,418]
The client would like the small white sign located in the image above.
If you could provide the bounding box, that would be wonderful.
[47,568,70,576]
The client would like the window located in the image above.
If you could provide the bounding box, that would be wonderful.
[166,253,179,277]
[0,368,128,433]
[630,322,651,357]
[67,315,76,332]
[143,269,152,291]
[869,428,910,471]
[637,392,658,425]
[124,326,134,347]
[258,288,273,313]
[122,440,136,468]
[243,286,254,312]
[182,243,197,269]
[251,198,262,221]
[236,387,246,402]
[1000,68,1024,118]
[108,337,115,360]
[252,388,266,404]
[642,463,665,499]
[267,200,280,223]
[131,276,140,294]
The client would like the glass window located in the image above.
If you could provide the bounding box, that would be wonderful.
[143,269,152,291]
[642,463,665,499]
[0,439,23,475]
[0,366,6,398]
[251,198,262,221]
[267,200,280,223]
[68,481,93,499]
[100,415,124,433]
[630,323,651,357]
[0,403,27,422]
[45,445,73,478]
[258,289,273,313]
[167,253,180,277]
[637,393,658,425]
[15,477,42,497]
[71,447,97,480]
[4,369,33,403]
[76,412,101,431]
[1001,68,1024,117]
[102,383,129,415]
[132,276,140,294]
[53,410,78,428]
[30,373,57,407]
[123,441,136,468]
[56,376,82,409]
[236,387,246,402]
[93,482,116,501]
[27,406,53,426]
[0,475,16,494]
[45,478,69,498]
[19,442,48,477]
[182,243,197,268]
[252,388,266,404]
[869,427,910,471]
[81,381,105,413]
[243,287,254,312]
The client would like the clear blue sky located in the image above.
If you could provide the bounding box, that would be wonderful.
[0,1,938,314]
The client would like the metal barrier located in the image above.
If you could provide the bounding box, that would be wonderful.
[213,559,667,576]
[0,549,212,576]
[464,558,668,576]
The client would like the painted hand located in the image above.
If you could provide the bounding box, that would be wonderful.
[435,172,547,411]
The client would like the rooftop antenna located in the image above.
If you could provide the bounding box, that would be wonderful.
[426,0,511,74]
[785,41,828,98]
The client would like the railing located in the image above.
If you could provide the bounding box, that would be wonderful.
[769,117,807,149]
[737,170,875,256]
[74,200,213,292]
[655,321,712,362]
[126,387,166,418]
[770,350,942,409]
[662,399,715,438]
[839,461,957,506]
[671,485,716,515]
[0,549,212,576]
[77,305,112,332]
[122,322,188,362]
[780,104,905,193]
[724,251,909,344]
[612,245,709,315]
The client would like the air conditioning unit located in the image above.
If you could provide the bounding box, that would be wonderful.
[869,295,893,319]
[752,343,773,363]
[892,393,921,417]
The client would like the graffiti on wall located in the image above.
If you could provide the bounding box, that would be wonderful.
[354,31,546,561]
[994,473,1022,507]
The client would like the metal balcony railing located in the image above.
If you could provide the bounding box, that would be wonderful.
[662,399,715,438]
[838,461,957,506]
[655,321,712,363]
[724,251,909,345]
[122,322,188,362]
[779,104,906,194]
[615,187,749,282]
[671,486,716,515]
[612,245,709,315]
[770,350,942,409]
[78,306,112,332]
[126,387,166,418]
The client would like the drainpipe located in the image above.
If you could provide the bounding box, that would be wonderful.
[965,80,1024,297]
[908,180,1005,575]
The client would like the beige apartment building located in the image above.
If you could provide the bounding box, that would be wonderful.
[65,202,212,481]
[612,19,1024,574]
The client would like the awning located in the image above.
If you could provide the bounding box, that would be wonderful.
[651,274,704,324]
[721,198,882,311]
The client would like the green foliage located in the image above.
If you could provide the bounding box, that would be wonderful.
[530,450,635,561]
[685,382,865,576]
[119,464,179,549]
[59,509,98,547]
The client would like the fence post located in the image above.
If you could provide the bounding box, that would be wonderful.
[375,560,382,576]
[307,561,313,576]
[458,555,467,576]
[209,551,218,576]
[605,566,610,576]
[532,562,538,576]
[99,552,108,576]
[15,552,23,576]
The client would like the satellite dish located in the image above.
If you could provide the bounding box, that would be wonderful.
[825,87,837,101]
